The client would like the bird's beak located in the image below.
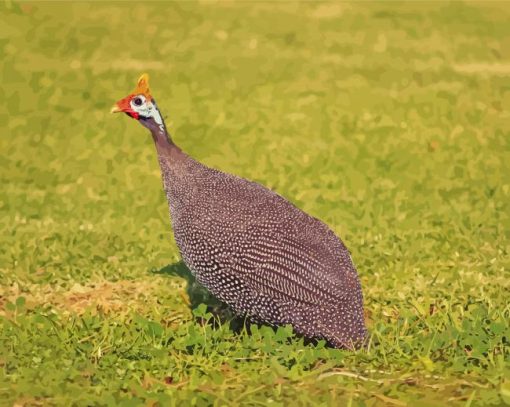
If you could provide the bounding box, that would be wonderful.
[111,95,133,114]
[110,95,140,120]
[110,104,122,114]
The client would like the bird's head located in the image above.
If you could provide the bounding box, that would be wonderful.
[111,73,165,131]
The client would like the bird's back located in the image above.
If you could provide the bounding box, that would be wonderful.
[158,148,366,348]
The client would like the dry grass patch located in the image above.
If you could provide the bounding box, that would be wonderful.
[0,276,189,318]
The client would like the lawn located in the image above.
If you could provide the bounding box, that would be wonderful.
[1,1,509,406]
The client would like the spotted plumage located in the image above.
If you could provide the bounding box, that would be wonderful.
[112,74,367,349]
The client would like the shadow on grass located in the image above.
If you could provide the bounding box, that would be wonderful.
[152,261,324,347]
[152,261,247,333]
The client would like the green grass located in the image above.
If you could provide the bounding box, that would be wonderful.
[1,1,510,406]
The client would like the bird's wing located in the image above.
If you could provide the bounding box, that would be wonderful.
[193,169,362,309]
[230,220,361,308]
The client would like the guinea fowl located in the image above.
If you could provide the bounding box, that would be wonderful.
[111,74,367,349]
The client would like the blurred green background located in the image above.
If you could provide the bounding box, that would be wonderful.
[1,2,509,406]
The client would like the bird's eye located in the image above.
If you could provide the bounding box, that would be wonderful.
[133,97,143,106]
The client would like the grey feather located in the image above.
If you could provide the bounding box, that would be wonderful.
[155,142,367,349]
